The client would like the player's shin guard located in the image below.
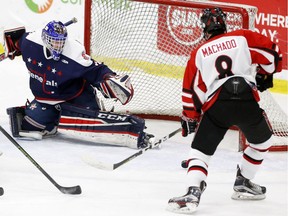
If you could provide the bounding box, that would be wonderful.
[185,149,211,186]
[240,137,273,179]
[58,103,153,149]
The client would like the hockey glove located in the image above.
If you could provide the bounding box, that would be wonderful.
[98,74,134,105]
[256,73,273,92]
[181,115,198,137]
[4,27,26,60]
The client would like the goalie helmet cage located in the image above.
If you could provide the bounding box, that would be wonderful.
[84,0,287,151]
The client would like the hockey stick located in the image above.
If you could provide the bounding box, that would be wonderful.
[0,125,81,195]
[82,128,182,171]
[64,17,78,26]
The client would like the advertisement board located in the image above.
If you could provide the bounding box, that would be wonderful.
[215,0,287,70]
[1,0,287,72]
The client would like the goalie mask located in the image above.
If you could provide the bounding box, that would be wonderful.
[201,7,227,40]
[42,21,67,61]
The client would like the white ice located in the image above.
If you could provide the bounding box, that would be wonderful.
[0,58,287,216]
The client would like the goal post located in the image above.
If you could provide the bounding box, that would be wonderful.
[84,0,287,151]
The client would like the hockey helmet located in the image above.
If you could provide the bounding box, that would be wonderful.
[42,21,67,61]
[200,8,227,39]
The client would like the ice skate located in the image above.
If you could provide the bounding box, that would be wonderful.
[232,166,266,200]
[167,181,206,214]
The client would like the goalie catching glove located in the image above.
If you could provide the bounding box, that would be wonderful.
[98,74,134,105]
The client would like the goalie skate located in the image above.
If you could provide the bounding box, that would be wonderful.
[231,166,266,200]
[167,181,206,214]
[138,132,156,149]
[18,126,57,140]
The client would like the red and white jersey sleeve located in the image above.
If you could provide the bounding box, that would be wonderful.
[182,29,282,119]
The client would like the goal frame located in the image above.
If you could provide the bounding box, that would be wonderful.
[84,0,251,55]
[83,0,287,151]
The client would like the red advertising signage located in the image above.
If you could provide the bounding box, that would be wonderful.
[157,5,203,56]
[216,0,287,69]
[157,1,287,69]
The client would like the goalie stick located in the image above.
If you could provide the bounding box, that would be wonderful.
[82,128,182,171]
[0,17,78,62]
[0,125,82,195]
[63,17,78,27]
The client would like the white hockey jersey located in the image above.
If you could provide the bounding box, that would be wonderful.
[182,29,283,119]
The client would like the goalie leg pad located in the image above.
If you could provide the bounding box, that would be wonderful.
[6,106,25,137]
[59,103,147,149]
[6,100,60,139]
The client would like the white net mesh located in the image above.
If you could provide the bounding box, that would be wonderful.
[88,0,257,116]
[86,0,287,149]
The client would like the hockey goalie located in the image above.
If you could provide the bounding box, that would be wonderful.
[4,20,154,149]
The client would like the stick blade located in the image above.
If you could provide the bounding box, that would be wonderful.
[81,155,114,170]
[59,185,82,195]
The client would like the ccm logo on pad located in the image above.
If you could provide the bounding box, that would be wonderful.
[97,113,127,121]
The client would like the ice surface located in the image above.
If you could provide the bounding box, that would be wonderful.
[0,58,287,216]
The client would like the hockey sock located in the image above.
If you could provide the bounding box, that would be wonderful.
[240,136,273,179]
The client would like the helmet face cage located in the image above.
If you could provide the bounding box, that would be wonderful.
[200,8,227,37]
[42,21,67,61]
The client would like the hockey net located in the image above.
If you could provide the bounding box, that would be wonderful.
[84,0,287,151]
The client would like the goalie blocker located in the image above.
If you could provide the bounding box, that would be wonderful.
[7,103,154,149]
[4,27,26,60]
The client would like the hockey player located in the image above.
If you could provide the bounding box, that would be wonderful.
[167,8,282,214]
[4,20,154,149]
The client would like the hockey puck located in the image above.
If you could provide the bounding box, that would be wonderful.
[0,187,4,196]
[181,160,188,168]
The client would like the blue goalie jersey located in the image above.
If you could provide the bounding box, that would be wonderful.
[18,30,114,105]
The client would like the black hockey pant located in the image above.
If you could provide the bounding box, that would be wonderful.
[192,99,273,156]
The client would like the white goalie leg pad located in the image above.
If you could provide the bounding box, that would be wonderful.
[7,106,57,140]
[58,127,139,148]
[19,126,58,140]
[59,103,146,149]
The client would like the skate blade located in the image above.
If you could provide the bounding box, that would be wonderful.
[231,192,266,200]
[166,202,197,214]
